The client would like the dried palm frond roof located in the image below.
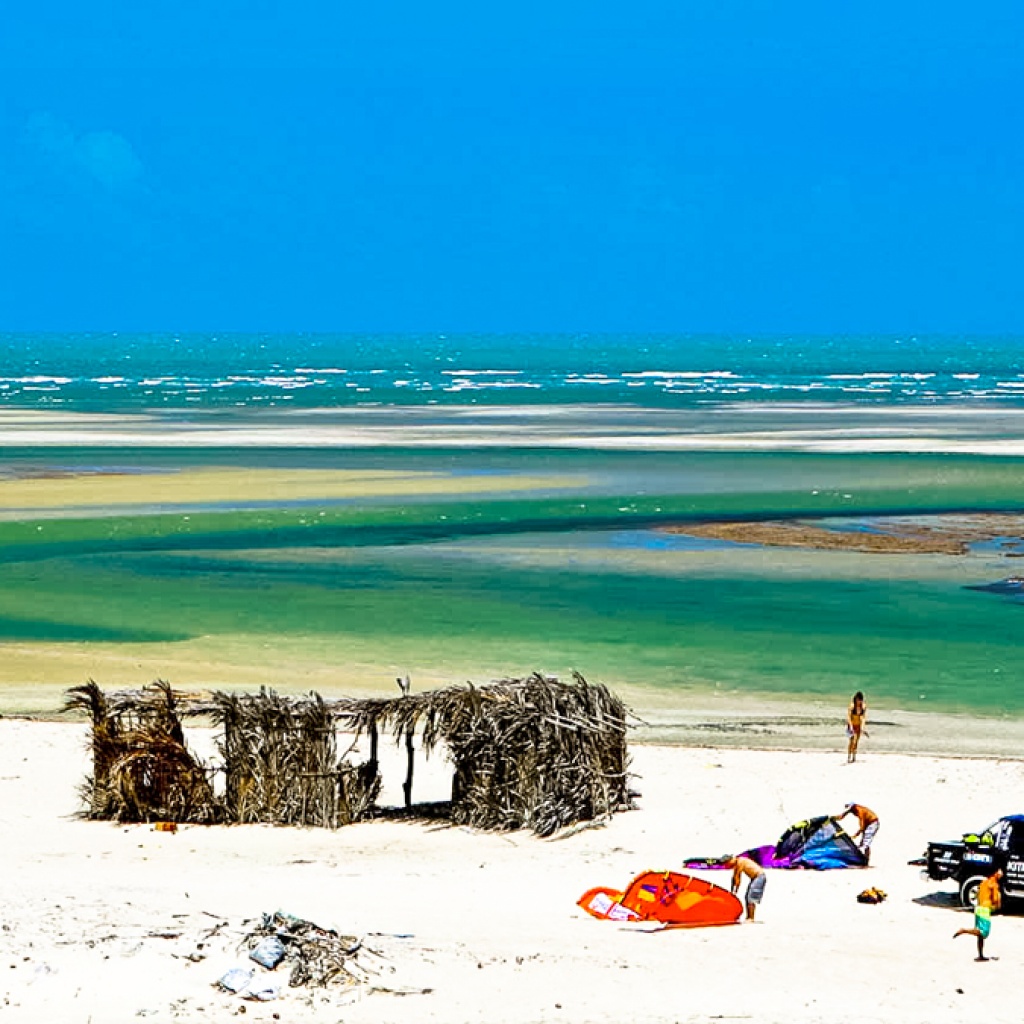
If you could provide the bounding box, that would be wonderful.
[333,672,625,746]
[69,672,631,745]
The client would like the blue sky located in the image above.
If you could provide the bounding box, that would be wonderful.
[1,2,1021,333]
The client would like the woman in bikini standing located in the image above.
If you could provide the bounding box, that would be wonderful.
[846,691,867,763]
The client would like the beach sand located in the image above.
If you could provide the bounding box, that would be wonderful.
[3,718,1023,1023]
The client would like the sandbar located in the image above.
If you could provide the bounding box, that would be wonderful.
[8,402,1024,452]
[665,513,1024,556]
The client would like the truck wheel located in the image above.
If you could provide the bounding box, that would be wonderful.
[960,875,986,908]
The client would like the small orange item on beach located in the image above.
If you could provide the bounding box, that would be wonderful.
[154,821,178,833]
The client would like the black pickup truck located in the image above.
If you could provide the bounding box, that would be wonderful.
[925,814,1024,908]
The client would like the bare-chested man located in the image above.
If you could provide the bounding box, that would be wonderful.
[724,854,766,921]
[835,803,879,865]
[954,868,1003,961]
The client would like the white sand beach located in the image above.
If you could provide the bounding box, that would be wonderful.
[3,718,1023,1023]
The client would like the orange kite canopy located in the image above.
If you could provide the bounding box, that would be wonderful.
[578,870,743,928]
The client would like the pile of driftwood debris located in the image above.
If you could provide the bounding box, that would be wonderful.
[242,912,379,989]
[66,672,633,836]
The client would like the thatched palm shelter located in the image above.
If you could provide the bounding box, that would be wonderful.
[340,673,633,835]
[64,680,219,824]
[65,673,633,836]
[213,689,380,828]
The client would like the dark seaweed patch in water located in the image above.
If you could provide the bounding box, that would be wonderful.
[965,577,1024,597]
[686,717,900,734]
[0,615,188,642]
[108,552,403,591]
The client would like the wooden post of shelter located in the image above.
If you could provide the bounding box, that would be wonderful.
[398,675,414,809]
[368,720,379,765]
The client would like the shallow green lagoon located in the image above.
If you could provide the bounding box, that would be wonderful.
[0,526,1022,714]
[1,447,1023,715]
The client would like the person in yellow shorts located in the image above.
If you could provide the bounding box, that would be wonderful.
[846,691,867,763]
[954,867,1003,961]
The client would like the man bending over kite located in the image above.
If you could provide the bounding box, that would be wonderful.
[835,803,879,865]
[724,855,766,921]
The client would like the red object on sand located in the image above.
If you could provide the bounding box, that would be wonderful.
[578,871,743,927]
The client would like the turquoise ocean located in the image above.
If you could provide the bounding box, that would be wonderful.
[2,332,1024,716]
[3,333,1024,409]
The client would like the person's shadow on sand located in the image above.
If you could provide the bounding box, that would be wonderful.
[913,892,964,911]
